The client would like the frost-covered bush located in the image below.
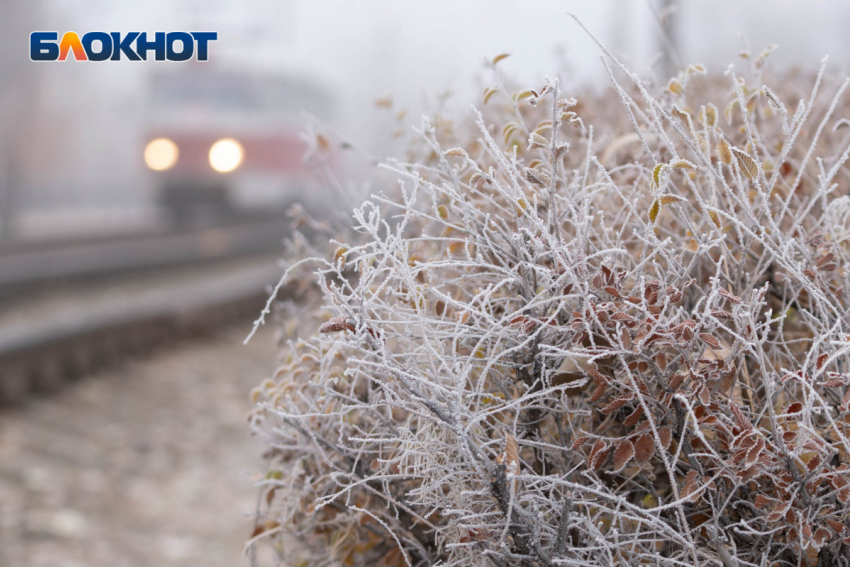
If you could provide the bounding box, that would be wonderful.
[247,40,850,567]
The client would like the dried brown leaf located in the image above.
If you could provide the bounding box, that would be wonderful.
[699,333,721,350]
[634,434,655,465]
[612,439,635,472]
[731,147,758,179]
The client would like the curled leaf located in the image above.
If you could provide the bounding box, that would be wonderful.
[524,167,551,186]
[504,434,519,469]
[649,199,661,224]
[763,86,784,112]
[503,122,519,144]
[670,159,696,170]
[725,99,738,124]
[533,119,553,134]
[652,163,667,189]
[668,79,684,95]
[333,246,349,264]
[717,139,733,164]
[528,132,549,150]
[588,440,610,471]
[704,103,718,127]
[319,317,356,333]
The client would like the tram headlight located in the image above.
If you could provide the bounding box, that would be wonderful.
[209,138,244,173]
[144,138,179,171]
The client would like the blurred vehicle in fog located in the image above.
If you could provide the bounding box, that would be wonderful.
[142,65,332,225]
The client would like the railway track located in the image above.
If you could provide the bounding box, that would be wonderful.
[0,216,291,298]
[0,219,295,406]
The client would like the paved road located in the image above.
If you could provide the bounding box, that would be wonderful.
[0,324,280,567]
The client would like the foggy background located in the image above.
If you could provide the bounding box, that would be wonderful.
[1,0,849,241]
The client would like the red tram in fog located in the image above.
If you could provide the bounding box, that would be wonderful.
[142,67,331,223]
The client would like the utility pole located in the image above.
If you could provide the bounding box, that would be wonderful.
[658,0,682,80]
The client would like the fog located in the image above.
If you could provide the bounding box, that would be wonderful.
[1,0,849,239]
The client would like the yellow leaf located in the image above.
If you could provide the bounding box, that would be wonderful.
[503,122,519,144]
[670,159,696,170]
[642,493,658,508]
[437,204,449,220]
[483,86,498,105]
[717,139,732,165]
[671,105,691,123]
[493,53,510,65]
[754,44,777,69]
[374,97,393,108]
[649,199,661,223]
[659,194,685,205]
[516,90,535,101]
[746,94,758,114]
[251,388,262,403]
[516,197,529,216]
[534,120,553,134]
[316,133,330,151]
[685,239,698,252]
[725,99,738,125]
[652,163,666,189]
[704,103,717,127]
[708,210,721,228]
[668,79,684,95]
